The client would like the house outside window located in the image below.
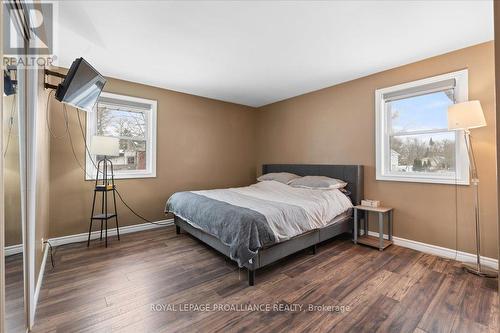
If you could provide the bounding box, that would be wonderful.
[375,70,469,185]
[127,156,136,166]
[86,92,157,179]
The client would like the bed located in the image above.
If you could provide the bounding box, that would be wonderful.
[165,164,364,285]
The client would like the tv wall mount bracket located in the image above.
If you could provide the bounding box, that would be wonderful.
[44,69,66,90]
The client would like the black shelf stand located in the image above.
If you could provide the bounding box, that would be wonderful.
[87,157,120,247]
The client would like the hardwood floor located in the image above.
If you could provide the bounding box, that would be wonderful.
[5,253,25,333]
[31,226,498,333]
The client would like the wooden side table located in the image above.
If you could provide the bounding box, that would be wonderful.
[353,205,393,251]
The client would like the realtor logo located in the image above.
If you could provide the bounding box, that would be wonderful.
[3,2,53,55]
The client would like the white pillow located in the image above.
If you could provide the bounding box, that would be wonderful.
[257,172,300,184]
[289,176,347,190]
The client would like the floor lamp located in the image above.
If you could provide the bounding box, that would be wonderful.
[88,135,121,248]
[448,100,498,278]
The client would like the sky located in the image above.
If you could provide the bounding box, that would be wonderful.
[389,90,453,134]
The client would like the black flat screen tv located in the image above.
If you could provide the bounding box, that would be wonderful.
[55,58,106,112]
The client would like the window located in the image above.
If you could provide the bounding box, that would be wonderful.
[86,92,157,179]
[375,70,469,185]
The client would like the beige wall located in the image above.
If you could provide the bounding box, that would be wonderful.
[35,69,51,279]
[48,74,257,238]
[3,94,21,247]
[256,41,498,259]
[47,42,498,259]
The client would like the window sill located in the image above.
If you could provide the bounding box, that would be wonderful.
[85,172,157,181]
[376,174,470,185]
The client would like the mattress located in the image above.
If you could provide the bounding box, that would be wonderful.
[165,181,353,266]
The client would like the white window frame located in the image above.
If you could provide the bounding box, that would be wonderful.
[85,92,157,180]
[375,69,469,185]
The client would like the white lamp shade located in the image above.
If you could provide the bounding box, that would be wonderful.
[447,100,486,130]
[90,136,120,156]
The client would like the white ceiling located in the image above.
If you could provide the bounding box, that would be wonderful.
[55,1,494,107]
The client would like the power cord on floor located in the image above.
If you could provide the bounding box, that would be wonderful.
[43,240,55,269]
[43,239,84,269]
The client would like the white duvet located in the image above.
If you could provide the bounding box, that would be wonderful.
[194,180,353,242]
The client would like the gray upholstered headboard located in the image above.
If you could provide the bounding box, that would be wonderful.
[262,164,364,205]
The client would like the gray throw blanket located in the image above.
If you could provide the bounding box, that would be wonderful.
[165,192,276,266]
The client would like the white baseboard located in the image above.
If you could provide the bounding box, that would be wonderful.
[47,219,173,247]
[365,231,498,269]
[4,243,23,256]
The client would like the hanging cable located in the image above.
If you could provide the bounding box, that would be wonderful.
[75,108,172,225]
[46,92,169,226]
[3,94,17,157]
[76,108,101,173]
[452,94,459,262]
[64,104,94,179]
[46,89,69,139]
[68,108,168,224]
[114,188,170,226]
[453,142,459,262]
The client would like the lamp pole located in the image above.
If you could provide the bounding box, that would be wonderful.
[462,130,497,278]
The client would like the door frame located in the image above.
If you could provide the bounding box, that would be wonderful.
[1,1,34,331]
[0,1,6,332]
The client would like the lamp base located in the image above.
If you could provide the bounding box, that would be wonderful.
[462,262,498,278]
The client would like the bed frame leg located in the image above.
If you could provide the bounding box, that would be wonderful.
[175,225,181,235]
[248,269,255,286]
[311,244,317,255]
